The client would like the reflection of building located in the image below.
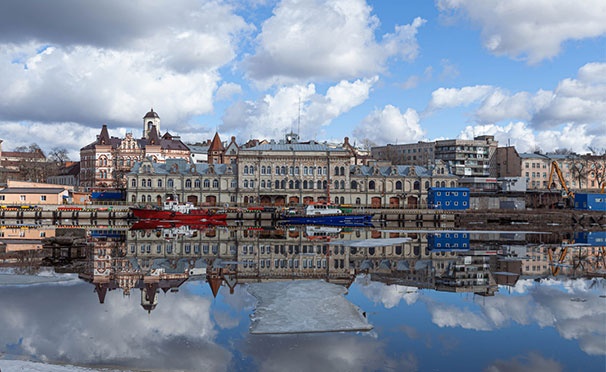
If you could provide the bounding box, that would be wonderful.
[79,109,191,191]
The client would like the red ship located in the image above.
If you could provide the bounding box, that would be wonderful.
[131,198,227,223]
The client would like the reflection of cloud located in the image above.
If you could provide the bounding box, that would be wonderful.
[240,333,417,372]
[356,276,420,308]
[423,279,606,356]
[0,282,232,371]
[426,300,492,331]
[485,352,563,372]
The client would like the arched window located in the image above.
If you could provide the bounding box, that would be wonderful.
[323,180,327,189]
[250,166,255,175]
[281,180,286,189]
[244,165,249,175]
[334,180,339,189]
[131,195,136,202]
[281,166,286,175]
[351,180,358,190]
[340,180,345,189]
[261,180,266,188]
[396,180,402,190]
[167,179,174,188]
[289,180,294,189]
[194,179,201,188]
[147,195,151,202]
[441,181,446,187]
[355,197,361,205]
[275,180,280,189]
[369,180,376,190]
[450,181,456,187]
[295,180,300,189]
[213,179,219,188]
[185,179,192,188]
[303,180,308,189]
[131,179,137,188]
[244,180,249,188]
[204,179,210,188]
[334,166,339,175]
[141,195,146,202]
[435,181,440,187]
[231,180,237,188]
[261,166,266,175]
[267,166,271,175]
[295,167,299,175]
[340,196,345,204]
[413,181,420,190]
[323,167,327,175]
[304,166,308,175]
[317,180,322,189]
[340,166,345,176]
[425,181,430,190]
[289,166,294,175]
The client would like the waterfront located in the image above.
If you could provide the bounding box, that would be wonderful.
[0,223,605,371]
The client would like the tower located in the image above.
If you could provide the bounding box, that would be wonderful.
[143,108,161,139]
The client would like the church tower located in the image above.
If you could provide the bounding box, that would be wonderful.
[143,108,161,139]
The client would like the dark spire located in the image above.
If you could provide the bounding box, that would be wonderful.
[98,124,110,145]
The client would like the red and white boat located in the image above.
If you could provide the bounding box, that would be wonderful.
[131,198,227,223]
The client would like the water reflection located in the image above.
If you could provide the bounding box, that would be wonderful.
[0,222,604,371]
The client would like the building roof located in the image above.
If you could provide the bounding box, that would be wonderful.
[519,153,570,160]
[208,132,225,152]
[351,164,457,178]
[0,187,66,194]
[131,158,232,176]
[243,141,347,153]
[144,108,159,119]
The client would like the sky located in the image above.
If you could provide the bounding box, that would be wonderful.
[0,0,605,160]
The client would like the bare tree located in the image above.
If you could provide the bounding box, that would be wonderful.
[48,147,70,164]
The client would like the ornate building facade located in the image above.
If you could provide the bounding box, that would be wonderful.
[79,109,191,191]
[126,133,459,208]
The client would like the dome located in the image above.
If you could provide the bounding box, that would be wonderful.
[144,108,159,119]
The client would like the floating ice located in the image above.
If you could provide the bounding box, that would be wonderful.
[247,280,372,334]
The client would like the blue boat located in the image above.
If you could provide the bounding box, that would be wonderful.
[280,204,373,226]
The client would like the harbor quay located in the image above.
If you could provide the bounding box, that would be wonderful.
[1,204,604,232]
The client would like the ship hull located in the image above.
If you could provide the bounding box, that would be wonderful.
[130,208,227,222]
[280,213,373,226]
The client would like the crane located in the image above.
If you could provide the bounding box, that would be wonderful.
[547,160,574,200]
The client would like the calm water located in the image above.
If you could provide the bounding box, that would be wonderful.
[0,223,604,371]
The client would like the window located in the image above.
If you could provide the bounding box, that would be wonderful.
[158,179,163,188]
[369,180,375,190]
[20,195,26,201]
[131,179,137,188]
[213,179,219,188]
[40,195,47,201]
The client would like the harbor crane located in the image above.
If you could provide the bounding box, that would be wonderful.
[547,161,574,207]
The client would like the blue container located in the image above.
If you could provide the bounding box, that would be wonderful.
[427,232,470,251]
[574,193,606,211]
[427,187,470,210]
[574,231,606,246]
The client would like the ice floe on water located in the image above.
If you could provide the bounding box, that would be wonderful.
[247,280,372,334]
[0,268,79,286]
[0,360,128,372]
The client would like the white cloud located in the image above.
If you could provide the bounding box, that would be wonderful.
[222,77,377,140]
[353,105,424,145]
[426,85,494,111]
[0,1,251,155]
[245,0,425,85]
[427,62,606,152]
[437,0,606,63]
[215,82,243,102]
